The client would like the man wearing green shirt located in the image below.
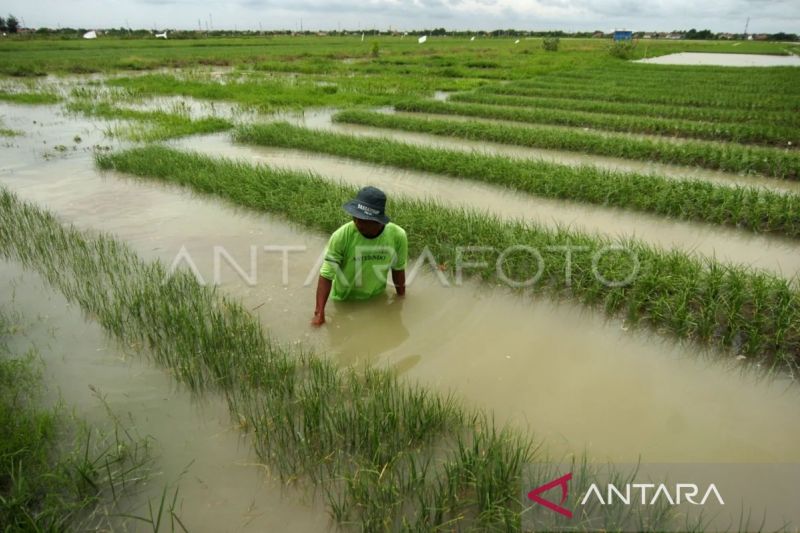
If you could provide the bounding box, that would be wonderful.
[312,186,407,326]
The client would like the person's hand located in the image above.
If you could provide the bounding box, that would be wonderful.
[311,312,326,327]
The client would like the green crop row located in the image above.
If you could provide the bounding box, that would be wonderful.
[394,99,798,147]
[333,109,800,180]
[97,145,800,368]
[234,122,800,238]
[511,78,799,111]
[524,70,800,99]
[479,83,798,112]
[450,91,800,129]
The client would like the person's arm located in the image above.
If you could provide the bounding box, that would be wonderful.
[314,226,346,326]
[392,269,405,297]
[392,228,408,297]
[312,276,333,326]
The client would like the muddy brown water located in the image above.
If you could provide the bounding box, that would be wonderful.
[0,263,332,532]
[2,101,800,528]
[6,152,800,462]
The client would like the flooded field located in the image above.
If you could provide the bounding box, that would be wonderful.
[2,103,799,471]
[638,52,800,67]
[2,35,800,530]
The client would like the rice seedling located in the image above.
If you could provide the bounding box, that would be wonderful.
[333,109,800,180]
[235,122,800,238]
[0,89,61,105]
[515,74,800,103]
[478,81,798,113]
[96,145,800,369]
[450,91,800,130]
[65,100,232,141]
[393,99,798,147]
[0,186,694,531]
[0,307,154,531]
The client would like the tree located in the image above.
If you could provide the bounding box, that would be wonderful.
[0,17,6,32]
[7,15,19,33]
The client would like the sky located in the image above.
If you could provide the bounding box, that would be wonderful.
[5,0,799,34]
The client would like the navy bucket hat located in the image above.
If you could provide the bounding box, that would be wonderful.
[343,186,390,224]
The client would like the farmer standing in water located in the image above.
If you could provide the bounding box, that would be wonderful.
[312,186,407,326]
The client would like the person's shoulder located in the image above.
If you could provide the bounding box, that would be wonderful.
[386,222,407,238]
[332,221,356,238]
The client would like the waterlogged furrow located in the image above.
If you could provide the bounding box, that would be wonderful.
[234,122,800,239]
[65,100,233,142]
[0,186,552,530]
[96,146,800,367]
[449,92,800,130]
[394,99,798,147]
[332,110,800,180]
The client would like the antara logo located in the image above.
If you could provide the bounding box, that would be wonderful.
[528,473,724,517]
[528,473,573,518]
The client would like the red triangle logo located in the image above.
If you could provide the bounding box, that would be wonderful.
[527,472,573,518]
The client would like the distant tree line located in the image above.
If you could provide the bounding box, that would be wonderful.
[2,20,797,42]
[674,28,797,41]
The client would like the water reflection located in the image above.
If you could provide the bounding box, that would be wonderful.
[327,294,413,370]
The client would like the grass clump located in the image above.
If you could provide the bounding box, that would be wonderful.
[66,100,232,141]
[393,98,799,147]
[0,308,152,530]
[542,36,560,52]
[608,41,637,59]
[333,109,800,180]
[97,145,800,369]
[235,122,800,239]
[0,89,61,105]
